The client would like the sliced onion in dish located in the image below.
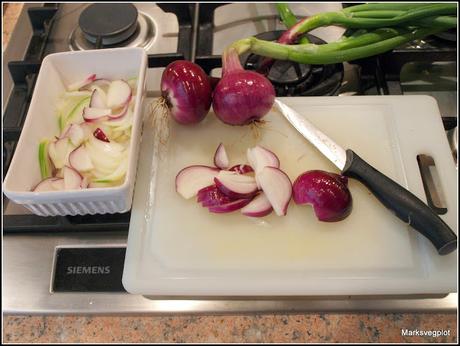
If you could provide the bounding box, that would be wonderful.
[33,178,61,192]
[63,166,83,190]
[175,165,220,199]
[213,143,229,169]
[83,107,111,122]
[108,103,129,120]
[241,192,273,217]
[208,198,253,213]
[214,170,258,199]
[50,178,65,191]
[257,166,292,216]
[89,87,107,108]
[66,123,85,146]
[48,138,73,169]
[67,74,96,91]
[106,80,132,108]
[69,145,94,172]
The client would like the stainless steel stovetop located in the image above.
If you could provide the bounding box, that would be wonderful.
[3,3,457,314]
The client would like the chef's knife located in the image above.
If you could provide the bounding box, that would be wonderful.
[274,99,457,255]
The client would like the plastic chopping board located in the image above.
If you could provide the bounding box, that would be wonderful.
[123,96,457,296]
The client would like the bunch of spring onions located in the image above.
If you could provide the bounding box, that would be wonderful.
[226,3,457,65]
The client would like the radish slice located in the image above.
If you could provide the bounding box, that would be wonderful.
[229,164,254,174]
[108,103,129,120]
[69,145,93,172]
[89,88,107,108]
[197,185,234,207]
[66,124,85,146]
[241,192,273,217]
[93,127,110,142]
[83,107,111,122]
[32,178,60,192]
[247,146,280,187]
[213,143,229,169]
[176,165,220,199]
[106,80,132,108]
[214,170,258,199]
[208,198,253,213]
[67,74,96,91]
[63,166,83,190]
[50,178,65,191]
[257,167,292,216]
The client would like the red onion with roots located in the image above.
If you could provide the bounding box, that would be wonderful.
[159,60,212,125]
[212,48,275,126]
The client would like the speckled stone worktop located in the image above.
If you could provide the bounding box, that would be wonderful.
[2,3,457,343]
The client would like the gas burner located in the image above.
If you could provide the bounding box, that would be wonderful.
[242,31,344,96]
[69,4,156,50]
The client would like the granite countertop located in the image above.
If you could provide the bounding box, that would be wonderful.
[2,3,457,343]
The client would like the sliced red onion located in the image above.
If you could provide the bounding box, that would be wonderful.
[89,88,107,108]
[241,192,273,217]
[63,165,83,190]
[229,164,254,174]
[106,80,132,109]
[292,170,352,222]
[48,138,72,169]
[208,198,253,213]
[68,74,96,91]
[175,165,220,199]
[161,60,212,125]
[213,143,229,169]
[247,145,280,187]
[108,103,129,120]
[257,166,292,216]
[69,145,93,172]
[83,107,111,122]
[197,185,234,207]
[214,171,258,199]
[66,124,85,146]
[93,128,110,142]
[32,177,60,192]
[50,178,65,191]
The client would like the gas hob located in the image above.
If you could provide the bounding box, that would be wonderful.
[3,3,457,314]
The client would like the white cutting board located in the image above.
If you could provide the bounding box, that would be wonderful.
[123,96,457,296]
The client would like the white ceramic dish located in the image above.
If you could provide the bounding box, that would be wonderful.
[3,48,147,216]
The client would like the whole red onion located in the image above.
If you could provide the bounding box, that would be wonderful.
[161,60,212,125]
[212,48,275,125]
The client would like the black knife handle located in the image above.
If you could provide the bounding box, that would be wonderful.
[342,150,457,255]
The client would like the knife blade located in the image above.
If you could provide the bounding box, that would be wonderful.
[274,99,457,255]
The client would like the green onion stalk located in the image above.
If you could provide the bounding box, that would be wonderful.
[222,3,457,68]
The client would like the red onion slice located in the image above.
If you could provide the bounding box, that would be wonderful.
[63,165,83,190]
[229,164,254,174]
[208,198,253,213]
[68,74,96,91]
[69,145,93,172]
[257,166,292,216]
[213,143,230,169]
[197,185,234,207]
[106,80,132,109]
[176,165,220,199]
[83,107,111,122]
[241,192,273,217]
[214,171,258,199]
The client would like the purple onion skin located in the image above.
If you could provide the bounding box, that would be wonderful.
[197,185,233,207]
[293,170,352,222]
[212,70,275,125]
[161,60,212,125]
